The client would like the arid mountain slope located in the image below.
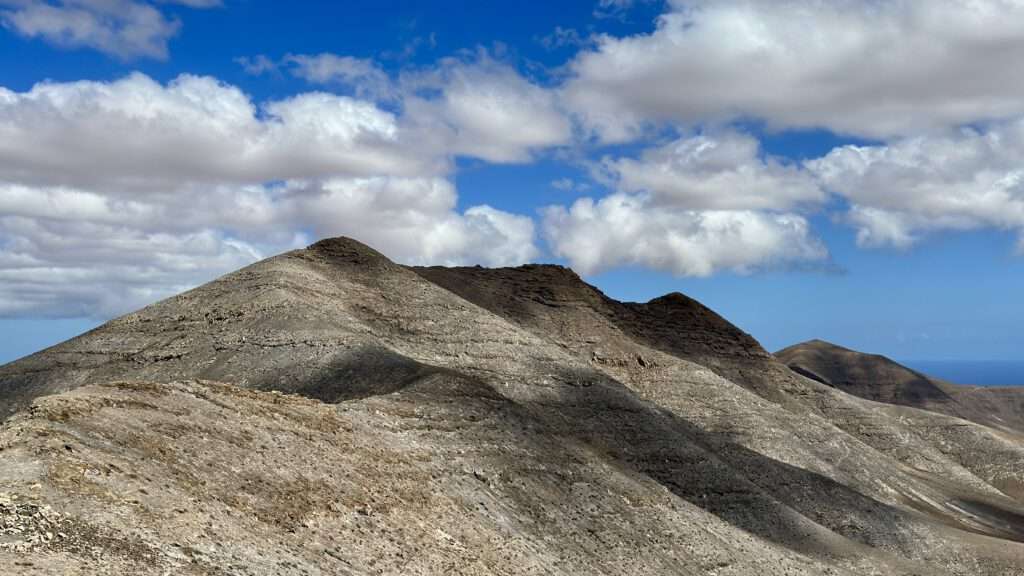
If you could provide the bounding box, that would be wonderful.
[777,339,1024,434]
[1,238,1024,575]
[415,265,1024,501]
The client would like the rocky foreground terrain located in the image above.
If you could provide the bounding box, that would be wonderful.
[1,237,1024,575]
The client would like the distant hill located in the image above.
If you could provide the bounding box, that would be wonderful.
[777,339,1024,434]
[1,238,1024,575]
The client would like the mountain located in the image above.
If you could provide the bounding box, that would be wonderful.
[2,237,1024,575]
[777,339,1024,434]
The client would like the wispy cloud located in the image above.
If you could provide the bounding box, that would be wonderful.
[234,54,278,76]
[537,26,589,51]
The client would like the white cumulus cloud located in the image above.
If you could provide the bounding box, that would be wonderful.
[0,73,436,190]
[607,132,825,211]
[0,72,545,317]
[543,193,826,276]
[403,56,573,163]
[235,51,574,165]
[542,131,828,276]
[564,0,1024,142]
[280,177,538,267]
[809,121,1024,249]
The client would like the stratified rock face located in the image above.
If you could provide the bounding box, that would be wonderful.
[777,339,1024,434]
[1,237,1024,575]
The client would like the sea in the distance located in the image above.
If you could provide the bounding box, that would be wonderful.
[902,360,1024,387]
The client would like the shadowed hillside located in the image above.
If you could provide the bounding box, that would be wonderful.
[1,238,1023,575]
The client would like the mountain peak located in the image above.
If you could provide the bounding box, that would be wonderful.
[305,236,394,266]
[307,235,376,251]
[645,291,707,309]
[782,339,847,352]
[777,339,957,408]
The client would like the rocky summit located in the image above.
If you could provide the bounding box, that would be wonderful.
[1,237,1024,575]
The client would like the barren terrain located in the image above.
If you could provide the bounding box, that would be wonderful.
[1,238,1023,575]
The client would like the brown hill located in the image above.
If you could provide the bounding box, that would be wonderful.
[1,237,1023,575]
[777,339,1024,433]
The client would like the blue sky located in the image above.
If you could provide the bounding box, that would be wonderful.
[0,0,1023,364]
